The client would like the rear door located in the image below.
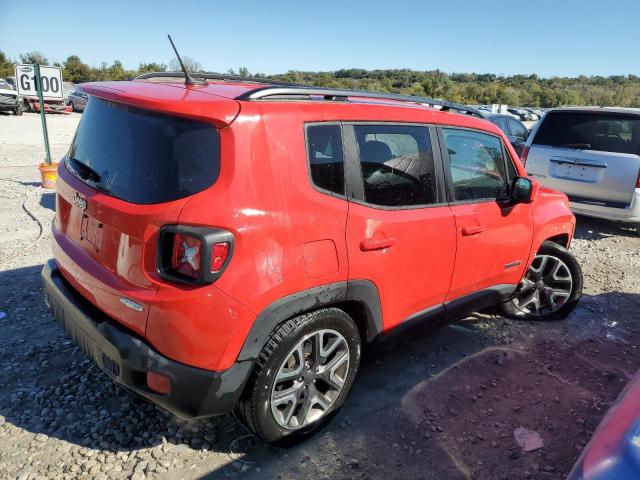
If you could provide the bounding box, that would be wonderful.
[438,127,533,301]
[526,111,640,205]
[344,123,457,331]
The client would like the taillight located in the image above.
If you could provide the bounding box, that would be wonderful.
[520,146,530,166]
[158,226,234,284]
[211,242,230,272]
[171,233,202,279]
[636,170,640,188]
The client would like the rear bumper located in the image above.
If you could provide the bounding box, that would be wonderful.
[570,189,640,223]
[41,259,253,419]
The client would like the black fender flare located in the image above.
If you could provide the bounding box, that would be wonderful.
[236,280,382,362]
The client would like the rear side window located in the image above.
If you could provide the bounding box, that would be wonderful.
[354,124,438,207]
[533,112,640,154]
[67,98,220,204]
[508,118,528,139]
[306,124,345,195]
[443,128,509,201]
[491,117,509,133]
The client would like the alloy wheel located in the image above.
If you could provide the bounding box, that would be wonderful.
[270,329,350,430]
[512,254,573,317]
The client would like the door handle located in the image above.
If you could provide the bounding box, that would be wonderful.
[360,237,395,251]
[461,225,486,236]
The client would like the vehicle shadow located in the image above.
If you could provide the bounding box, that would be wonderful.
[1,262,638,479]
[574,214,638,240]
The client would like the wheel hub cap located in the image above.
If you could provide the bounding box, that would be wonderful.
[270,329,350,430]
[512,253,573,317]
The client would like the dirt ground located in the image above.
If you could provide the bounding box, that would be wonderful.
[0,112,639,480]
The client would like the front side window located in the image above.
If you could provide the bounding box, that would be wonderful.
[306,124,345,195]
[443,128,509,202]
[353,124,438,207]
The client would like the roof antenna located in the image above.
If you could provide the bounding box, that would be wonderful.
[167,34,207,86]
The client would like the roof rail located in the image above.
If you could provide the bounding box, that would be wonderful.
[133,71,301,87]
[235,86,484,117]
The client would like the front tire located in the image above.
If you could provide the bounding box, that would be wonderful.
[501,241,583,320]
[237,308,361,443]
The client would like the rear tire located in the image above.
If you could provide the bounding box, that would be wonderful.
[501,241,583,320]
[237,308,361,444]
[13,103,22,116]
[69,101,75,112]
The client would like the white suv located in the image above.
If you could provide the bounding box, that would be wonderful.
[523,107,640,225]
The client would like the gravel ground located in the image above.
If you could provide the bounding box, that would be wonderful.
[0,111,639,480]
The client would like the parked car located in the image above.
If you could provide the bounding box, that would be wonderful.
[520,108,540,121]
[41,74,583,443]
[66,88,88,112]
[62,81,76,104]
[0,78,23,115]
[3,76,17,90]
[523,107,640,225]
[480,112,530,156]
[508,107,535,122]
[567,370,640,479]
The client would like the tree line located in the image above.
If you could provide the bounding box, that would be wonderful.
[2,51,639,108]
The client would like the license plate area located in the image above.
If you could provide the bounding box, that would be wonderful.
[80,214,104,251]
[550,161,604,183]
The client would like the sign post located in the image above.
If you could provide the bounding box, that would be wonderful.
[15,64,64,188]
[34,64,52,165]
[15,64,64,166]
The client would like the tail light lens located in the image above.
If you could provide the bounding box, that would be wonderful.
[171,233,202,279]
[211,242,230,272]
[520,146,530,167]
[158,226,234,284]
[636,170,640,188]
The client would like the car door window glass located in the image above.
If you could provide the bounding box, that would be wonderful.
[306,124,345,195]
[443,128,509,201]
[492,117,509,134]
[509,119,528,139]
[354,124,437,207]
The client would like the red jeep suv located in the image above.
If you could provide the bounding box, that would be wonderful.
[41,73,582,443]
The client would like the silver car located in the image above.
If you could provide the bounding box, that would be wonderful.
[67,89,89,112]
[523,107,640,224]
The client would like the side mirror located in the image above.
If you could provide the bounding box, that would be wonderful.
[511,176,538,204]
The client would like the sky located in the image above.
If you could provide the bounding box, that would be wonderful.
[1,0,639,77]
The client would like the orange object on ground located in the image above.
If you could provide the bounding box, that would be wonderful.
[39,162,59,189]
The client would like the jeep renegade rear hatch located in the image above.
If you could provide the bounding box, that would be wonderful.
[53,83,238,337]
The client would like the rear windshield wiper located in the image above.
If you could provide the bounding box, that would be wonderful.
[67,157,101,183]
[560,143,591,150]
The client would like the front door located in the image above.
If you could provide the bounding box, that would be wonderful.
[438,127,534,301]
[344,123,457,331]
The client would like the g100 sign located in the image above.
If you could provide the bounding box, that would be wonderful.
[15,64,64,99]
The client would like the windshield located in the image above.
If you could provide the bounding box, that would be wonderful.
[67,97,220,204]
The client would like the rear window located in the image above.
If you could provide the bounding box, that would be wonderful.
[533,111,640,155]
[67,98,220,204]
